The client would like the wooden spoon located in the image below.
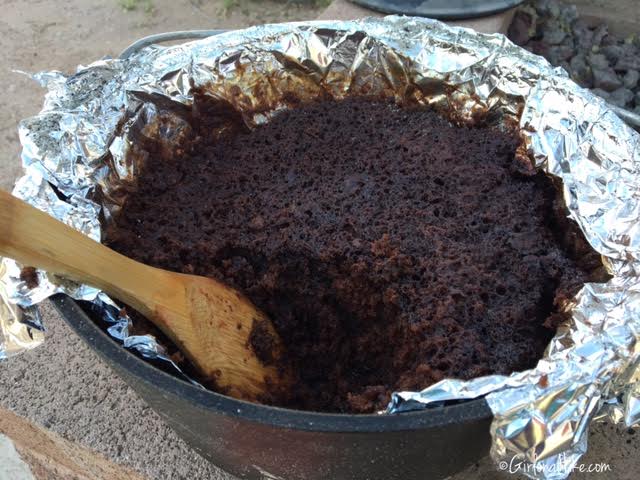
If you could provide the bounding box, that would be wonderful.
[0,189,289,401]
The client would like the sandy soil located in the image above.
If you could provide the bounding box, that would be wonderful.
[0,0,322,190]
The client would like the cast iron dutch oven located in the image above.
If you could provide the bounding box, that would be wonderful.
[50,30,493,480]
[53,294,492,480]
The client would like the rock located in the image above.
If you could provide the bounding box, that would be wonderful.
[543,20,566,45]
[547,45,575,64]
[533,0,547,14]
[615,56,640,72]
[507,0,640,109]
[508,10,535,46]
[559,4,578,24]
[609,43,640,71]
[528,40,550,57]
[593,67,623,91]
[570,53,588,70]
[575,31,594,51]
[634,105,640,115]
[547,0,561,18]
[601,44,625,63]
[570,53,593,88]
[588,53,610,70]
[623,70,640,89]
[560,36,575,51]
[608,87,634,108]
[592,24,609,46]
[535,0,561,18]
[591,88,611,100]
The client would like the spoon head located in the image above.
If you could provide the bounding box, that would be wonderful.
[152,272,290,401]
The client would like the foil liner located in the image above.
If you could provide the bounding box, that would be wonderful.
[0,261,44,359]
[0,17,639,479]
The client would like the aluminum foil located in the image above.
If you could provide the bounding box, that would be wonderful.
[0,260,44,360]
[1,16,639,479]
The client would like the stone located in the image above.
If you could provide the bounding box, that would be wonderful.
[623,70,640,89]
[574,28,594,51]
[608,87,634,108]
[534,0,549,15]
[602,44,626,63]
[547,45,574,65]
[543,0,561,19]
[508,10,535,46]
[528,40,550,57]
[591,88,611,100]
[601,33,618,47]
[543,20,566,45]
[593,68,623,92]
[570,53,593,88]
[571,18,593,50]
[592,23,609,47]
[559,4,578,24]
[588,53,610,70]
[615,56,640,72]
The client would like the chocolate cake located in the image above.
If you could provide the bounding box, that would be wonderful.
[105,98,604,413]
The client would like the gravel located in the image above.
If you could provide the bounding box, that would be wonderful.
[593,67,624,91]
[508,0,640,113]
[623,70,640,89]
[591,87,611,99]
[609,87,635,107]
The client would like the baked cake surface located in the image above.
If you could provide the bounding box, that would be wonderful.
[106,98,602,413]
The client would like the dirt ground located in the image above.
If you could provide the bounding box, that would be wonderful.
[0,0,322,190]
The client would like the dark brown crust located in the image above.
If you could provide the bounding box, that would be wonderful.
[19,267,39,289]
[106,98,604,413]
[248,318,276,366]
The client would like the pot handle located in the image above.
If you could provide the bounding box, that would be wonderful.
[119,30,226,59]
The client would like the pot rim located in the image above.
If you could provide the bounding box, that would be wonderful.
[52,293,493,433]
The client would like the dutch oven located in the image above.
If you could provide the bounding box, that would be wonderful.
[53,294,492,480]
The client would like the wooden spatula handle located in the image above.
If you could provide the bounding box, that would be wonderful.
[0,189,157,317]
[1,189,289,399]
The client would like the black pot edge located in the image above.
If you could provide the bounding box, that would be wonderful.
[350,0,524,20]
[51,293,493,433]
